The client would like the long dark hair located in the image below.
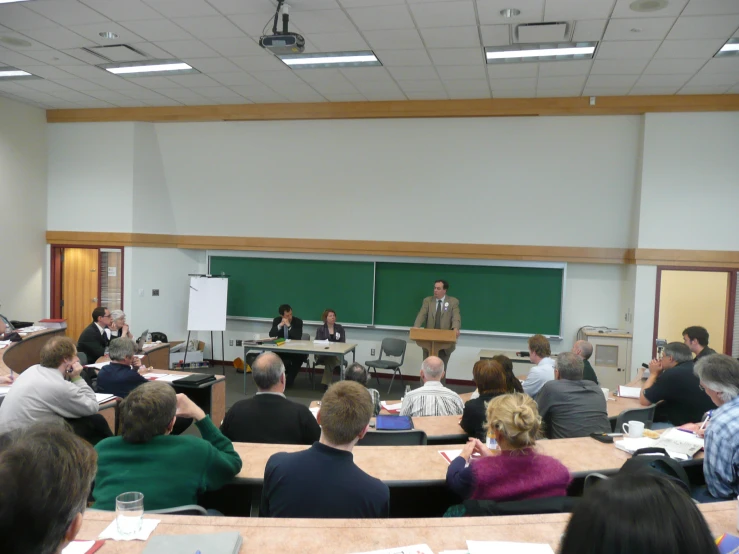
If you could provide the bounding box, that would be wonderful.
[560,473,719,554]
[492,354,524,393]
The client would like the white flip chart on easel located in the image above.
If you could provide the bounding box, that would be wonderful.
[187,276,228,331]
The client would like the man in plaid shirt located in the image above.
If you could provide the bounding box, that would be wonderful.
[693,354,739,501]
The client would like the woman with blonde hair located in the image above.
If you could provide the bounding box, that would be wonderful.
[446,393,570,502]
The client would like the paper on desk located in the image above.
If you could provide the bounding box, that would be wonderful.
[614,429,703,461]
[350,544,435,554]
[617,386,641,399]
[380,401,402,412]
[95,393,116,404]
[98,518,160,541]
[0,341,11,349]
[439,449,463,464]
[84,362,109,370]
[310,407,320,419]
[313,339,329,345]
[61,540,98,554]
[144,373,186,382]
[467,541,554,554]
[135,354,145,359]
[17,326,46,333]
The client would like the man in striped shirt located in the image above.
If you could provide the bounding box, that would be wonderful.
[400,357,464,417]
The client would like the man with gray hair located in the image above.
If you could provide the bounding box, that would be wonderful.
[640,342,714,427]
[344,362,381,416]
[221,352,320,444]
[97,337,150,399]
[400,356,464,417]
[572,340,598,384]
[691,354,739,501]
[536,352,611,439]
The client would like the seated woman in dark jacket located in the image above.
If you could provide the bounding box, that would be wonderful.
[461,359,510,440]
[493,354,524,394]
[315,309,346,390]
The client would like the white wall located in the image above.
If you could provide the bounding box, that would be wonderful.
[0,96,47,321]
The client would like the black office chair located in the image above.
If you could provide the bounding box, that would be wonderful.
[146,504,208,516]
[357,429,427,446]
[460,496,578,516]
[365,338,407,394]
[614,405,656,432]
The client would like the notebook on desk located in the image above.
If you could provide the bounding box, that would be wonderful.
[172,373,216,388]
[142,531,242,554]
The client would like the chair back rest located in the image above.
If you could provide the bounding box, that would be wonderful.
[150,331,168,343]
[145,504,208,516]
[462,496,577,516]
[77,352,88,366]
[615,405,656,431]
[357,429,427,446]
[381,338,407,362]
[302,333,310,341]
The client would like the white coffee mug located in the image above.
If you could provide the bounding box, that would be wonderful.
[622,420,645,438]
[601,388,610,401]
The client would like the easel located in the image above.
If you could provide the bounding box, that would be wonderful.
[185,273,229,376]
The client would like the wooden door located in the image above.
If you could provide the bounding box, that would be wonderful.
[62,248,99,341]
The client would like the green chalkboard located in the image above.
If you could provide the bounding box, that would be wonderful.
[374,262,563,335]
[209,256,374,324]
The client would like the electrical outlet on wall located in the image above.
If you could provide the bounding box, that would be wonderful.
[236,340,243,347]
[370,348,375,356]
[152,289,159,296]
[229,339,234,346]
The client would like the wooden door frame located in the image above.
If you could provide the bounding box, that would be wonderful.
[652,266,737,358]
[50,245,125,319]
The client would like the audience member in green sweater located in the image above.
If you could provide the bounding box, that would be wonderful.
[92,381,242,511]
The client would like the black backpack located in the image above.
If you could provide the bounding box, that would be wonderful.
[618,447,691,493]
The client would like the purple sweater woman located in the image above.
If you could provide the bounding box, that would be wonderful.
[446,393,571,502]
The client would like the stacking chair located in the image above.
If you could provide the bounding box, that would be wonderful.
[365,338,407,394]
[146,505,208,516]
[614,405,656,433]
[357,429,427,446]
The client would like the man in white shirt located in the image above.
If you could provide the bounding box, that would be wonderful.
[400,356,464,417]
[521,334,556,400]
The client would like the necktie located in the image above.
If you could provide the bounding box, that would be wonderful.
[434,300,442,329]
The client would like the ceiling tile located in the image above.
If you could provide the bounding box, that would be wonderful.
[0,48,46,67]
[144,97,186,106]
[250,70,306,88]
[544,0,616,20]
[66,22,146,46]
[231,54,286,71]
[654,38,727,58]
[339,0,406,7]
[55,64,109,79]
[596,40,661,59]
[405,90,449,99]
[603,17,676,41]
[322,93,368,102]
[55,48,103,64]
[666,15,739,40]
[363,29,424,49]
[289,0,342,11]
[420,26,481,48]
[634,73,694,86]
[0,24,48,50]
[189,86,245,99]
[396,78,445,92]
[125,76,179,88]
[677,84,732,94]
[186,57,242,73]
[296,68,346,83]
[141,0,219,18]
[427,47,482,65]
[202,36,262,56]
[120,20,194,41]
[489,77,537,90]
[79,0,162,21]
[202,0,275,15]
[683,0,739,16]
[409,1,477,28]
[374,48,431,66]
[643,58,707,74]
[701,57,739,73]
[53,77,109,91]
[227,13,280,37]
[493,89,536,98]
[118,87,171,100]
[591,58,649,74]
[22,79,78,93]
[486,63,538,78]
[582,86,633,95]
[308,31,369,51]
[172,16,246,39]
[155,87,207,100]
[207,72,263,86]
[164,73,222,87]
[0,4,56,30]
[17,64,72,79]
[351,80,404,95]
[686,71,739,86]
[537,75,587,88]
[228,82,280,96]
[346,5,414,30]
[25,0,110,26]
[479,25,510,46]
[572,19,608,41]
[154,39,219,58]
[361,91,407,101]
[277,84,326,102]
[388,65,438,79]
[611,0,688,18]
[128,42,175,59]
[308,79,360,95]
[476,0,544,25]
[441,78,490,92]
[585,74,640,87]
[537,59,593,76]
[629,86,680,94]
[286,10,353,33]
[21,26,93,50]
[436,64,487,79]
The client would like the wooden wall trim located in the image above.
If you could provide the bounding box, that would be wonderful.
[635,249,739,269]
[46,231,631,264]
[46,94,739,123]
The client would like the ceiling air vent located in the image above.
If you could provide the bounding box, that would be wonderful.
[514,22,571,43]
[82,45,150,63]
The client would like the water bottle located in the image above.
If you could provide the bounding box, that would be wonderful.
[486,433,499,451]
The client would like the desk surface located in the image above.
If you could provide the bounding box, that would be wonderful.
[233,435,667,485]
[247,340,357,355]
[77,501,736,553]
[0,328,66,375]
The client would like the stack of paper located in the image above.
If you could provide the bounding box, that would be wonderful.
[615,428,704,460]
[468,540,554,554]
[95,393,116,404]
[380,401,402,413]
[313,339,330,345]
[83,362,109,370]
[144,373,187,382]
[617,386,641,398]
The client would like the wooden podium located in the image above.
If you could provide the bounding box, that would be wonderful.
[409,328,456,356]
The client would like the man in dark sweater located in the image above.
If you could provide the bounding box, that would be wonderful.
[221,352,320,444]
[683,326,717,362]
[97,337,149,398]
[268,304,307,388]
[641,342,715,427]
[260,381,389,518]
[572,340,599,384]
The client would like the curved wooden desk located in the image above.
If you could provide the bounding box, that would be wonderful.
[0,328,66,376]
[76,501,736,553]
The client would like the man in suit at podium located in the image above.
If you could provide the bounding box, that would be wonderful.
[413,280,461,370]
[269,304,307,388]
[77,307,112,362]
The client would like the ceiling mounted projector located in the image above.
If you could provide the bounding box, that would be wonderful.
[260,1,305,55]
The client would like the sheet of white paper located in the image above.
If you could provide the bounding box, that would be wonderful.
[84,362,109,370]
[313,339,329,345]
[309,407,320,419]
[98,518,160,541]
[381,401,402,411]
[351,544,435,554]
[617,386,642,398]
[467,540,554,554]
[439,551,469,554]
[0,386,11,396]
[144,373,186,382]
[134,354,145,359]
[61,540,96,554]
[439,449,463,464]
[95,393,116,404]
[0,341,11,349]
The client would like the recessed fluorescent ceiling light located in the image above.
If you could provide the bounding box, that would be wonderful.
[278,50,380,69]
[0,0,32,3]
[716,38,739,57]
[0,67,36,79]
[485,42,597,64]
[100,60,197,77]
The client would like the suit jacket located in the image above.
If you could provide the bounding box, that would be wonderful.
[269,316,304,340]
[315,323,346,342]
[414,296,461,353]
[77,322,110,362]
